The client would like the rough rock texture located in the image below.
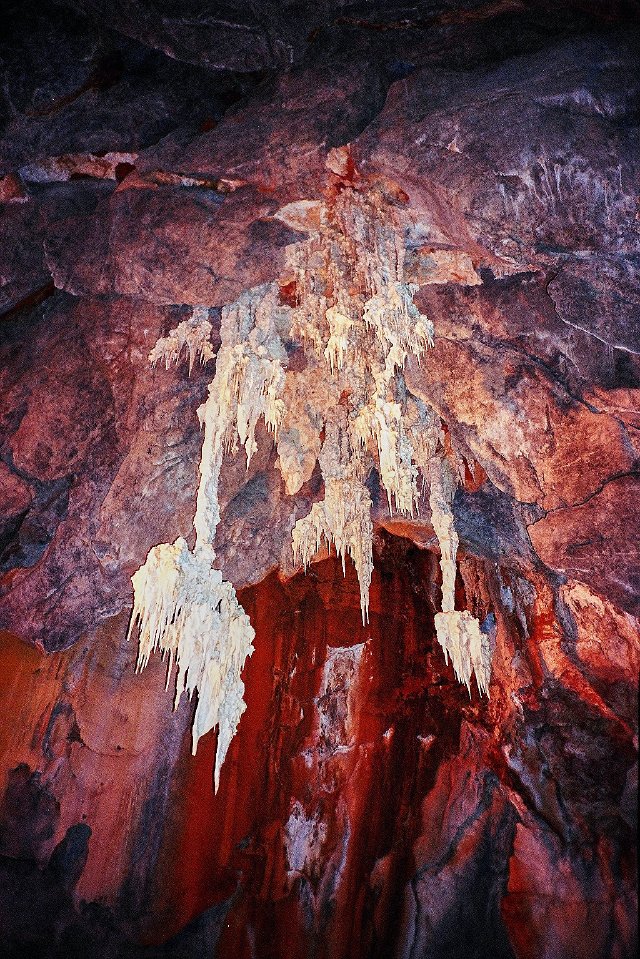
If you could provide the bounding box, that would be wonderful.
[0,2,638,957]
[1,546,636,958]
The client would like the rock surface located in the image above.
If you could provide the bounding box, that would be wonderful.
[0,2,637,957]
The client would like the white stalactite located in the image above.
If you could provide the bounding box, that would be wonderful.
[129,299,262,791]
[429,456,491,695]
[434,609,492,697]
[292,421,373,623]
[129,176,491,789]
[148,305,215,374]
[128,537,254,791]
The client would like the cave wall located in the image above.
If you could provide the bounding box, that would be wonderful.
[2,541,636,958]
[0,2,638,957]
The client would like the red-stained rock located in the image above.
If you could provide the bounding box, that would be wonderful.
[0,293,192,647]
[529,474,640,616]
[0,174,27,203]
[106,542,504,958]
[137,63,388,196]
[561,582,640,725]
[586,387,640,432]
[0,616,190,904]
[399,724,517,959]
[1,541,635,957]
[406,333,636,510]
[44,185,302,307]
[502,823,637,959]
[0,463,32,527]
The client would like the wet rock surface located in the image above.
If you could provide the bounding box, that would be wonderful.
[0,2,637,957]
[0,545,636,958]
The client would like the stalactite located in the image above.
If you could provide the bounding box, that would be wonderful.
[429,455,491,695]
[128,538,254,790]
[282,181,488,691]
[148,305,215,374]
[292,417,374,623]
[128,297,265,791]
[128,171,491,789]
[208,283,288,466]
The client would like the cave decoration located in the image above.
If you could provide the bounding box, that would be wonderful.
[127,159,491,784]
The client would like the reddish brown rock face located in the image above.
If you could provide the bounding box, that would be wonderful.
[0,541,635,958]
[0,1,637,957]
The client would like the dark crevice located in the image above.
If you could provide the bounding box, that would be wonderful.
[0,281,56,323]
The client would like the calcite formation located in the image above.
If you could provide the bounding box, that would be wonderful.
[429,455,491,695]
[128,537,254,790]
[148,305,215,374]
[129,173,490,780]
[129,300,269,787]
[291,419,374,621]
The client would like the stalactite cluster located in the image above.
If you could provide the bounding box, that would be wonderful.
[128,170,492,783]
[148,305,216,374]
[128,302,258,791]
[128,537,254,791]
[275,183,436,621]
